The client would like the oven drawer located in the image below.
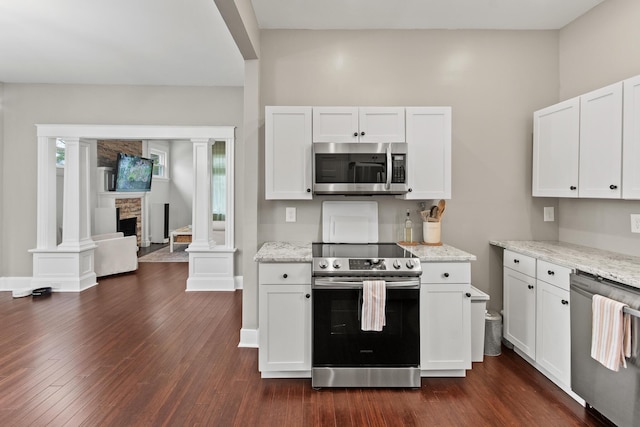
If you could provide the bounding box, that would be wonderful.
[259,263,311,285]
[504,250,536,277]
[421,262,470,284]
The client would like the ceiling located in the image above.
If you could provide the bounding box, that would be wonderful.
[0,0,605,87]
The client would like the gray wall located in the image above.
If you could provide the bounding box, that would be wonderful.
[1,83,243,277]
[0,83,4,277]
[258,29,561,313]
[557,0,640,257]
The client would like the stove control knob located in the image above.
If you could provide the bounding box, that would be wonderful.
[371,258,381,265]
[333,261,342,269]
[406,260,415,269]
[393,260,402,269]
[318,260,328,269]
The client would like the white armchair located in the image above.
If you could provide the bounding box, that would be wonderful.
[93,232,138,277]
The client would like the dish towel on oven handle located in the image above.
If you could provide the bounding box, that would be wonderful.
[591,294,631,371]
[362,280,386,332]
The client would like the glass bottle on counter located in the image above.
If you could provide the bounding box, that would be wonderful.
[404,210,413,243]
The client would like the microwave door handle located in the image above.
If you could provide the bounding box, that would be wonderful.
[385,144,392,189]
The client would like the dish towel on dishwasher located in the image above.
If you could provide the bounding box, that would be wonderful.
[362,280,386,332]
[591,294,631,371]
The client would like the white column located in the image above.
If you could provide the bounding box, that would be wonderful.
[35,136,58,249]
[189,138,214,250]
[59,138,93,250]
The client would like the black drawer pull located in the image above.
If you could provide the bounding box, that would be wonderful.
[528,285,534,290]
[465,292,471,298]
[610,184,618,190]
[547,270,555,276]
[513,259,520,264]
[353,132,359,137]
[305,294,311,299]
[306,188,311,193]
[561,299,569,305]
[570,186,577,190]
[443,273,450,278]
[282,274,288,279]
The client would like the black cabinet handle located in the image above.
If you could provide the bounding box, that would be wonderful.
[465,292,471,298]
[353,132,359,137]
[443,273,450,278]
[570,186,577,190]
[408,188,412,192]
[547,270,555,276]
[528,285,534,290]
[282,274,288,279]
[513,259,520,264]
[306,294,311,299]
[306,188,311,193]
[610,184,618,190]
[561,299,569,305]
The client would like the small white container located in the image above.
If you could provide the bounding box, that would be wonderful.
[423,221,441,245]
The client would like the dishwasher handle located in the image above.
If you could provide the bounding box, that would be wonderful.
[571,277,640,318]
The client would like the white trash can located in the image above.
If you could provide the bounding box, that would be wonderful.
[469,286,490,362]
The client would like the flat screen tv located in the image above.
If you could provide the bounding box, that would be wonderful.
[115,153,154,192]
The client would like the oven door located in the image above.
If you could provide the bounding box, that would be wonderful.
[312,277,420,368]
[313,143,408,195]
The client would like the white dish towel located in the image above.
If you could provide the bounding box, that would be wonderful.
[591,294,632,371]
[362,280,386,332]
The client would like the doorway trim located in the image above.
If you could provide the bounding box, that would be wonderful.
[31,124,236,292]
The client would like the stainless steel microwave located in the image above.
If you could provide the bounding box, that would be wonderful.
[313,143,408,195]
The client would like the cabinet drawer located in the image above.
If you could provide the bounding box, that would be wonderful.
[536,260,572,291]
[504,250,536,277]
[421,262,470,284]
[259,263,311,285]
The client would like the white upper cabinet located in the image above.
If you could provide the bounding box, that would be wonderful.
[265,106,313,200]
[532,98,580,197]
[312,107,405,143]
[623,75,640,199]
[401,107,452,200]
[578,82,623,198]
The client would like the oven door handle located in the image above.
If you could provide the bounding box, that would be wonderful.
[313,278,420,289]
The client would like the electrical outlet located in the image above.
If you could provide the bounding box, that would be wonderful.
[285,207,296,223]
[544,207,554,222]
[631,214,640,233]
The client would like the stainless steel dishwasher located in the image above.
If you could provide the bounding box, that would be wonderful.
[570,271,640,427]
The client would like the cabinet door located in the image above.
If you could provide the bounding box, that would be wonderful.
[265,106,313,199]
[312,107,359,143]
[259,284,312,373]
[420,283,471,370]
[401,107,452,200]
[503,267,536,359]
[623,75,640,199]
[532,98,580,197]
[359,107,406,143]
[536,280,570,387]
[579,82,623,198]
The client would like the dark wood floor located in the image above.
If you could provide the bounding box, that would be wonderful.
[0,263,607,426]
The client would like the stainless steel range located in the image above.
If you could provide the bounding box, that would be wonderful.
[311,242,422,388]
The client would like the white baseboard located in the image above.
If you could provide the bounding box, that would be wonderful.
[235,276,243,290]
[238,328,258,348]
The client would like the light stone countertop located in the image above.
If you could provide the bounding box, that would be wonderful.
[490,240,640,289]
[254,241,476,263]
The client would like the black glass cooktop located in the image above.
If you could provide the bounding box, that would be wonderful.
[312,243,416,259]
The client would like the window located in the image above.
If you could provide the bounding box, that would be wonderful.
[212,141,226,221]
[149,149,167,179]
[56,139,65,168]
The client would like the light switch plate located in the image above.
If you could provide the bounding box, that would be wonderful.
[544,207,554,222]
[631,214,640,233]
[286,207,296,223]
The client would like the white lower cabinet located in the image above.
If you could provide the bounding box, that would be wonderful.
[420,262,471,375]
[258,263,312,377]
[502,251,576,399]
[503,266,537,359]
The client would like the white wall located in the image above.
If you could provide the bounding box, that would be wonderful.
[168,140,194,230]
[0,83,4,277]
[1,83,243,277]
[258,29,561,314]
[557,0,640,256]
